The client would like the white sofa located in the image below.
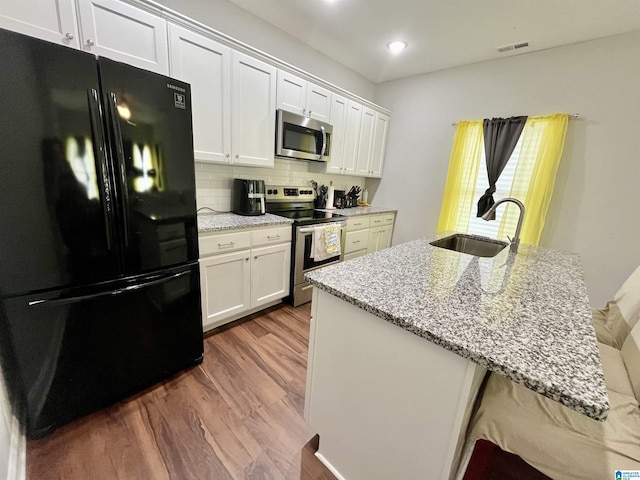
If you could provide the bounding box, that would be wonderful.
[466,266,640,479]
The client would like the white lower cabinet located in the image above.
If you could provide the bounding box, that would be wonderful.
[344,223,369,260]
[250,243,290,307]
[199,225,291,332]
[200,249,251,328]
[344,212,396,260]
[367,213,395,253]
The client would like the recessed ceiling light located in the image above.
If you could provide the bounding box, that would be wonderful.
[387,41,407,54]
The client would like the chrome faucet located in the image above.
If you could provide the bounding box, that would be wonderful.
[481,198,525,253]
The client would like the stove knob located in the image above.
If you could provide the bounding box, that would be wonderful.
[267,189,273,195]
[274,189,278,194]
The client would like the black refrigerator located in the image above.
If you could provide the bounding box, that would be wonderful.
[0,28,204,437]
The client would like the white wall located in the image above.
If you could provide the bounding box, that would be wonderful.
[372,31,640,306]
[153,0,375,100]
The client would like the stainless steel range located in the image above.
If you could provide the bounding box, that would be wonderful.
[265,185,347,306]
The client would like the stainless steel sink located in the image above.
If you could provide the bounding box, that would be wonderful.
[430,234,508,258]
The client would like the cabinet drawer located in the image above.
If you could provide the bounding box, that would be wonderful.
[344,229,370,254]
[252,225,292,247]
[199,230,251,256]
[369,213,395,227]
[347,216,370,231]
[382,213,396,225]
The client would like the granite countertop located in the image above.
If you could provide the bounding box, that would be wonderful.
[305,234,609,421]
[198,212,293,233]
[317,206,397,217]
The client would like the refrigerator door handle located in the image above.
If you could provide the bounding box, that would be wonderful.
[87,88,114,250]
[28,270,190,307]
[107,91,130,248]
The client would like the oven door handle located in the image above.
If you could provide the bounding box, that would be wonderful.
[298,223,346,234]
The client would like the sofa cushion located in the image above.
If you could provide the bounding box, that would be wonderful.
[622,321,640,401]
[594,265,640,348]
[468,373,640,480]
[598,342,635,398]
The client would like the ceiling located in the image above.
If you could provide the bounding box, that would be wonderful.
[227,0,640,84]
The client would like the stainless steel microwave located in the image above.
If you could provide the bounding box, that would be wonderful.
[275,109,332,162]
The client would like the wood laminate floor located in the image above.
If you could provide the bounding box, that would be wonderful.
[27,303,336,480]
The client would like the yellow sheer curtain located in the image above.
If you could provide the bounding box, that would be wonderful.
[437,120,484,233]
[497,114,568,244]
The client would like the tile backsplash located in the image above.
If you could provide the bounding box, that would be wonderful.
[195,158,366,212]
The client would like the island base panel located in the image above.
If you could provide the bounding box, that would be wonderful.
[305,288,485,480]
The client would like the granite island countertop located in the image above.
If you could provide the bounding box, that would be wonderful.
[305,234,609,421]
[198,212,292,233]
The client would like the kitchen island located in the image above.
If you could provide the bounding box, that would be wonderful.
[304,234,608,480]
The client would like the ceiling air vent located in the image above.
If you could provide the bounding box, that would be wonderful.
[496,41,530,53]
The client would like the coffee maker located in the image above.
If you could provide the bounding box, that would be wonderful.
[232,179,266,216]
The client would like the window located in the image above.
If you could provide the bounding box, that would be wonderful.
[437,114,569,246]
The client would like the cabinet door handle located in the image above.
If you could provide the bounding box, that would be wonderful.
[235,154,239,159]
[267,234,280,240]
[374,220,381,223]
[65,33,74,40]
[86,39,94,47]
[353,222,362,226]
[218,241,235,249]
[225,153,230,158]
[353,240,361,244]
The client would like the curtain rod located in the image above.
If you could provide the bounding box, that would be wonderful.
[451,113,580,126]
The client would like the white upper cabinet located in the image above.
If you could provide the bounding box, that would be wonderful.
[276,70,332,122]
[356,106,376,176]
[0,0,79,47]
[343,101,363,176]
[328,100,390,177]
[169,24,231,163]
[370,112,390,178]
[168,28,276,167]
[231,51,277,167]
[76,0,169,74]
[1,0,389,175]
[305,83,332,122]
[326,94,355,175]
[276,71,306,116]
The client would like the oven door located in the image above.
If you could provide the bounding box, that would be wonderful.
[294,222,346,285]
[276,109,332,162]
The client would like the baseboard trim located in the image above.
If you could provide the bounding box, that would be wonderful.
[6,415,25,480]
